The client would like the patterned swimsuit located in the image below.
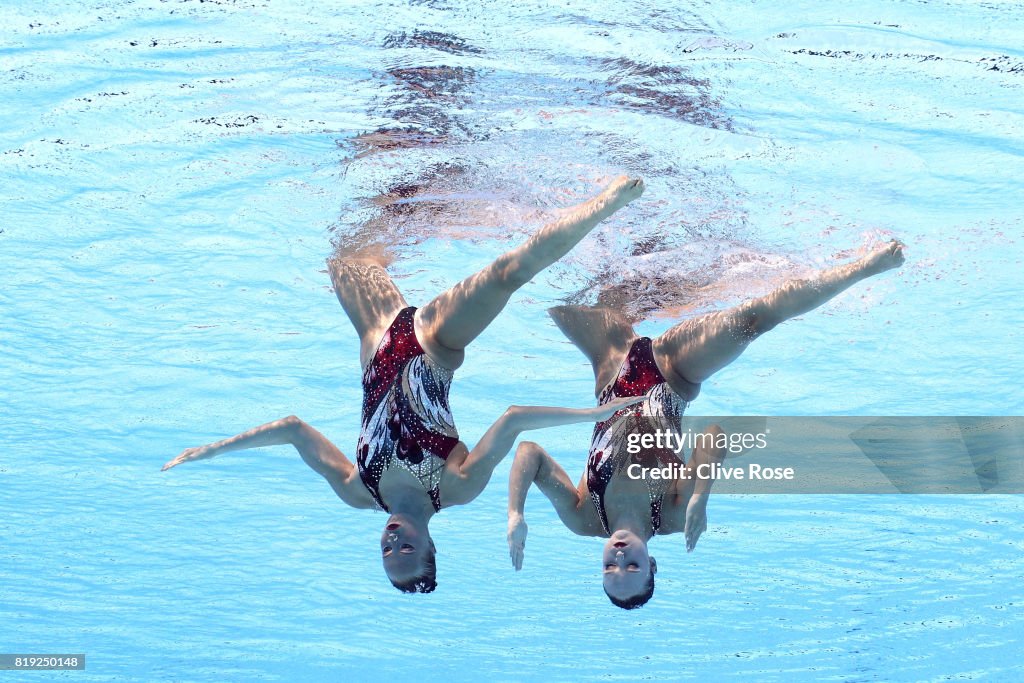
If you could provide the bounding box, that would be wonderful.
[356,307,460,512]
[587,337,693,535]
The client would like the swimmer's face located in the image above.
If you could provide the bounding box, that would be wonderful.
[380,516,432,586]
[602,529,655,602]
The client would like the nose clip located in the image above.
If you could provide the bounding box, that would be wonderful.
[615,550,625,559]
[387,532,398,542]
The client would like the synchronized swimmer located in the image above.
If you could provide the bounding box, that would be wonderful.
[506,239,903,608]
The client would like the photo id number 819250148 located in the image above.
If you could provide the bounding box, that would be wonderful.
[0,654,85,670]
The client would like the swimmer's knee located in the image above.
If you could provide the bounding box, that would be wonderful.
[493,253,532,289]
[694,423,728,459]
[327,255,386,279]
[282,414,305,435]
[548,305,570,320]
[516,440,542,457]
[703,423,724,437]
[735,303,778,339]
[326,257,351,286]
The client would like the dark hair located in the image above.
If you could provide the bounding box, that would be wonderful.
[389,541,437,594]
[604,556,655,609]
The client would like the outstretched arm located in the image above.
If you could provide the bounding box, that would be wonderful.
[446,395,644,505]
[162,416,375,509]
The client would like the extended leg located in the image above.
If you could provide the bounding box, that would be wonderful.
[416,176,645,369]
[327,254,409,368]
[549,304,638,396]
[653,240,905,386]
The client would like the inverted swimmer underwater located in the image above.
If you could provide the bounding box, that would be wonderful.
[163,176,646,593]
[507,239,905,609]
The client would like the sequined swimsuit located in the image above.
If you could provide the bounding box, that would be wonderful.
[587,337,691,536]
[356,307,460,512]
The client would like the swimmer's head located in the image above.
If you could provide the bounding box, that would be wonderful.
[381,515,437,594]
[602,529,656,609]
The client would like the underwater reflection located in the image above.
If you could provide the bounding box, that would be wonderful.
[593,56,735,131]
[333,30,492,258]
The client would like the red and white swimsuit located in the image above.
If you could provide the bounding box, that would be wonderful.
[587,337,693,535]
[356,307,460,512]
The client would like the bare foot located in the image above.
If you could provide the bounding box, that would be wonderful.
[860,239,905,276]
[600,175,645,209]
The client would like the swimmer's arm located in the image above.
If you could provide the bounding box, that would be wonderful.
[508,440,597,535]
[506,441,601,570]
[449,396,644,503]
[162,416,375,509]
[663,423,727,550]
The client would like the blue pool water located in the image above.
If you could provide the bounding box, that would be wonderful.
[2,0,1023,680]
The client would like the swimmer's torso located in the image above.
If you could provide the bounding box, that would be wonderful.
[356,307,461,512]
[587,337,688,536]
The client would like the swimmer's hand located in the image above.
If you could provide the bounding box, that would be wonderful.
[588,394,647,422]
[601,175,645,209]
[684,493,709,552]
[162,445,217,471]
[508,511,528,571]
